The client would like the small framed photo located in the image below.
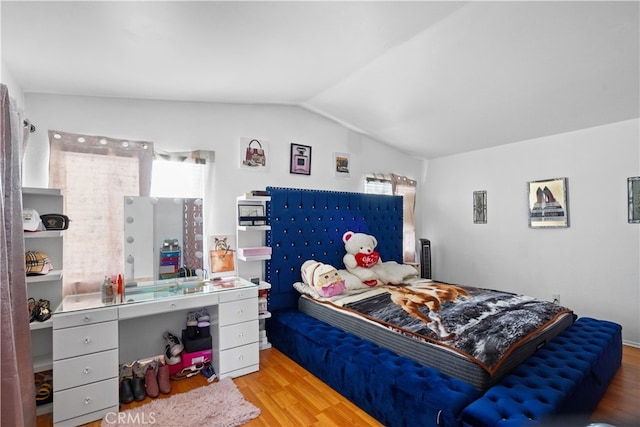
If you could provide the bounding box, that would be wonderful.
[238,204,266,226]
[628,176,640,223]
[527,177,569,228]
[239,137,269,171]
[290,143,312,175]
[334,152,350,178]
[473,191,487,224]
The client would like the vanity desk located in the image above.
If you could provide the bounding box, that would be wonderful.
[52,277,259,427]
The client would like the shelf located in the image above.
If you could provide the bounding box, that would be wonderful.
[24,230,63,239]
[27,270,63,283]
[237,254,271,262]
[33,354,53,373]
[30,318,53,331]
[237,195,270,202]
[258,281,271,290]
[258,311,272,320]
[22,187,62,197]
[237,225,271,231]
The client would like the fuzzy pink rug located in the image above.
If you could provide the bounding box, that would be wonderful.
[102,377,260,426]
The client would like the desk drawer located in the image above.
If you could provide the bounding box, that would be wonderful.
[54,306,118,329]
[219,342,259,374]
[118,292,219,320]
[219,320,258,350]
[219,298,258,326]
[219,287,258,303]
[53,349,118,391]
[53,377,118,423]
[53,321,118,360]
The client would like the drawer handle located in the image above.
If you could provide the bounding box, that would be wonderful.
[84,397,91,405]
[238,355,244,361]
[84,337,91,344]
[238,333,244,338]
[170,303,177,309]
[237,309,244,315]
[83,316,91,323]
[83,367,91,375]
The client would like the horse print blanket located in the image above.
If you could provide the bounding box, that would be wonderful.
[305,280,573,374]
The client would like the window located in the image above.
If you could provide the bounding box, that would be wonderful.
[364,173,416,263]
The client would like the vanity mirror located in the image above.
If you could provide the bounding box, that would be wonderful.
[124,196,204,285]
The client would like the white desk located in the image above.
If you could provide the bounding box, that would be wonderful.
[52,277,259,426]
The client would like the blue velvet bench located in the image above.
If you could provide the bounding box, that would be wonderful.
[268,310,482,427]
[461,317,622,426]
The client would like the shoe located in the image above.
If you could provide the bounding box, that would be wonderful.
[170,363,204,381]
[200,362,217,383]
[34,299,51,322]
[119,379,134,404]
[144,365,159,398]
[164,344,182,366]
[131,377,146,401]
[28,298,36,323]
[163,331,184,356]
[35,373,53,406]
[195,308,210,322]
[186,311,198,327]
[157,362,171,394]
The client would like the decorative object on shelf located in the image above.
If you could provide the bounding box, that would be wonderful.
[23,208,44,231]
[473,190,487,224]
[628,176,640,224]
[208,235,236,276]
[239,137,268,171]
[527,177,569,228]
[25,251,54,275]
[40,213,70,230]
[238,204,266,226]
[333,152,350,178]
[290,143,312,175]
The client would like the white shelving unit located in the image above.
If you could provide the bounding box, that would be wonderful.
[236,194,272,350]
[23,187,65,415]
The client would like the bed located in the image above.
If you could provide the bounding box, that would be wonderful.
[263,187,622,426]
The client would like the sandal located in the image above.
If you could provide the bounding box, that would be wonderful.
[28,298,36,323]
[170,362,206,380]
[35,299,51,322]
[35,374,53,406]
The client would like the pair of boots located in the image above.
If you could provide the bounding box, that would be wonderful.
[119,359,171,404]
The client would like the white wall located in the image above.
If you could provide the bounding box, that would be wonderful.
[21,93,423,278]
[423,119,640,346]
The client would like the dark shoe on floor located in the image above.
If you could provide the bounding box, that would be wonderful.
[131,377,146,401]
[119,379,134,404]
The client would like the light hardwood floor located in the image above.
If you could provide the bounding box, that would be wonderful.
[37,345,639,427]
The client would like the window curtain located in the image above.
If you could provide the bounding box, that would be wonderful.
[152,149,214,273]
[1,84,36,427]
[49,131,153,295]
[391,174,417,263]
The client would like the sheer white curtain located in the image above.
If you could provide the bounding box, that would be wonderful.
[365,173,417,262]
[1,83,36,427]
[49,131,153,295]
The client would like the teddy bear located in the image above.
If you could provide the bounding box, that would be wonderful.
[301,260,346,297]
[342,231,417,286]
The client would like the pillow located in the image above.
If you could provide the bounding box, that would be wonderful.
[293,281,320,299]
[301,260,346,297]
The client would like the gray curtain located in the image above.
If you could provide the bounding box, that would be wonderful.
[1,84,36,426]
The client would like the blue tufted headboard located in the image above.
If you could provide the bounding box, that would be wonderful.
[265,187,404,311]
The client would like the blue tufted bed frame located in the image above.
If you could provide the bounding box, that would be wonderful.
[263,187,623,427]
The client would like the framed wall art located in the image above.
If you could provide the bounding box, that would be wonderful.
[473,190,487,224]
[239,137,269,171]
[628,176,640,224]
[527,177,569,228]
[333,152,350,178]
[290,143,312,175]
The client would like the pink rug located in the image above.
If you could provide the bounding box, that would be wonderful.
[102,377,260,426]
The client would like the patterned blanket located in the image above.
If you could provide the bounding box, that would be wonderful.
[313,280,573,374]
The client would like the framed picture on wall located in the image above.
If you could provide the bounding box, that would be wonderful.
[527,177,569,228]
[473,190,487,224]
[333,152,350,178]
[290,143,312,175]
[628,176,640,224]
[239,137,269,171]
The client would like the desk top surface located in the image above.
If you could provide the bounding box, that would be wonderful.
[56,276,256,314]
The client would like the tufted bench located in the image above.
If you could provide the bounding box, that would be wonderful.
[268,310,482,427]
[461,317,622,426]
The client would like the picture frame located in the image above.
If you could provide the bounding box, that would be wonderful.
[290,143,312,175]
[208,235,236,276]
[527,177,569,228]
[628,176,640,224]
[239,137,269,171]
[473,190,487,224]
[237,204,266,226]
[333,152,350,178]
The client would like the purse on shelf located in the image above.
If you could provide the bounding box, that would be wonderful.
[40,214,70,230]
[244,139,266,167]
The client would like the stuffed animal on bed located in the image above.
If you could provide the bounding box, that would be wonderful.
[342,231,417,286]
[301,260,346,297]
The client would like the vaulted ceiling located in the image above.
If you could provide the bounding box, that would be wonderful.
[2,1,638,159]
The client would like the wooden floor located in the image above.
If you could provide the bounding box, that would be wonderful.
[37,345,639,427]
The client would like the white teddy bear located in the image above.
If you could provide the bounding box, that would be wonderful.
[342,231,417,286]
